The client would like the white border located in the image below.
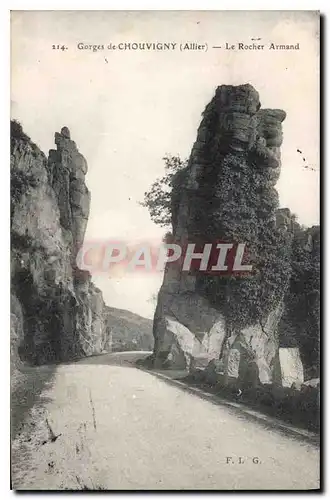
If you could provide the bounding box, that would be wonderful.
[2,1,327,498]
[3,1,326,11]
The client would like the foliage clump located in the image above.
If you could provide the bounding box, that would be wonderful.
[140,155,188,227]
[11,119,42,157]
[193,151,293,331]
[11,119,45,214]
[142,150,293,331]
[279,227,320,377]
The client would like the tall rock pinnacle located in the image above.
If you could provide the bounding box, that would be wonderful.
[152,84,293,385]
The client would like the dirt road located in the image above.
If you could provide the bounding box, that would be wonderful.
[11,352,320,490]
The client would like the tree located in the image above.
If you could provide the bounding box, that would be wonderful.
[140,155,188,227]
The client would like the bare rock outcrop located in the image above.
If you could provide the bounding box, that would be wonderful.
[11,121,111,364]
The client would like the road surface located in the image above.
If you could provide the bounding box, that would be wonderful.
[11,352,320,490]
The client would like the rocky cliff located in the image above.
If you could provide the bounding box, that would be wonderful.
[151,84,313,386]
[11,121,111,365]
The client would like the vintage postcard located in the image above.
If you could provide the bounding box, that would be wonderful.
[10,10,320,491]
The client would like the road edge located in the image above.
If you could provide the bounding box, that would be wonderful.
[137,365,320,446]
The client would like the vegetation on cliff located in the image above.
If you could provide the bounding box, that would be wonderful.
[279,226,320,377]
[142,85,319,378]
[11,120,47,212]
[142,150,292,333]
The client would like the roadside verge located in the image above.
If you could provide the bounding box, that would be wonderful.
[137,365,320,446]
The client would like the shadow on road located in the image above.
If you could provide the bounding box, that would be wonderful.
[11,365,56,440]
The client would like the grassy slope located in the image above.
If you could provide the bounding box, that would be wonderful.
[105,307,154,352]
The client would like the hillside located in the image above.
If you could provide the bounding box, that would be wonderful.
[105,307,154,352]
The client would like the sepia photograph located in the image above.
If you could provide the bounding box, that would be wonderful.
[10,10,320,491]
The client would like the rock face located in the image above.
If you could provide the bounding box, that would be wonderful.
[221,302,284,385]
[278,348,304,387]
[152,84,299,384]
[11,121,111,364]
[153,290,226,370]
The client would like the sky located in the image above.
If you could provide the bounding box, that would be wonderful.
[11,10,320,318]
